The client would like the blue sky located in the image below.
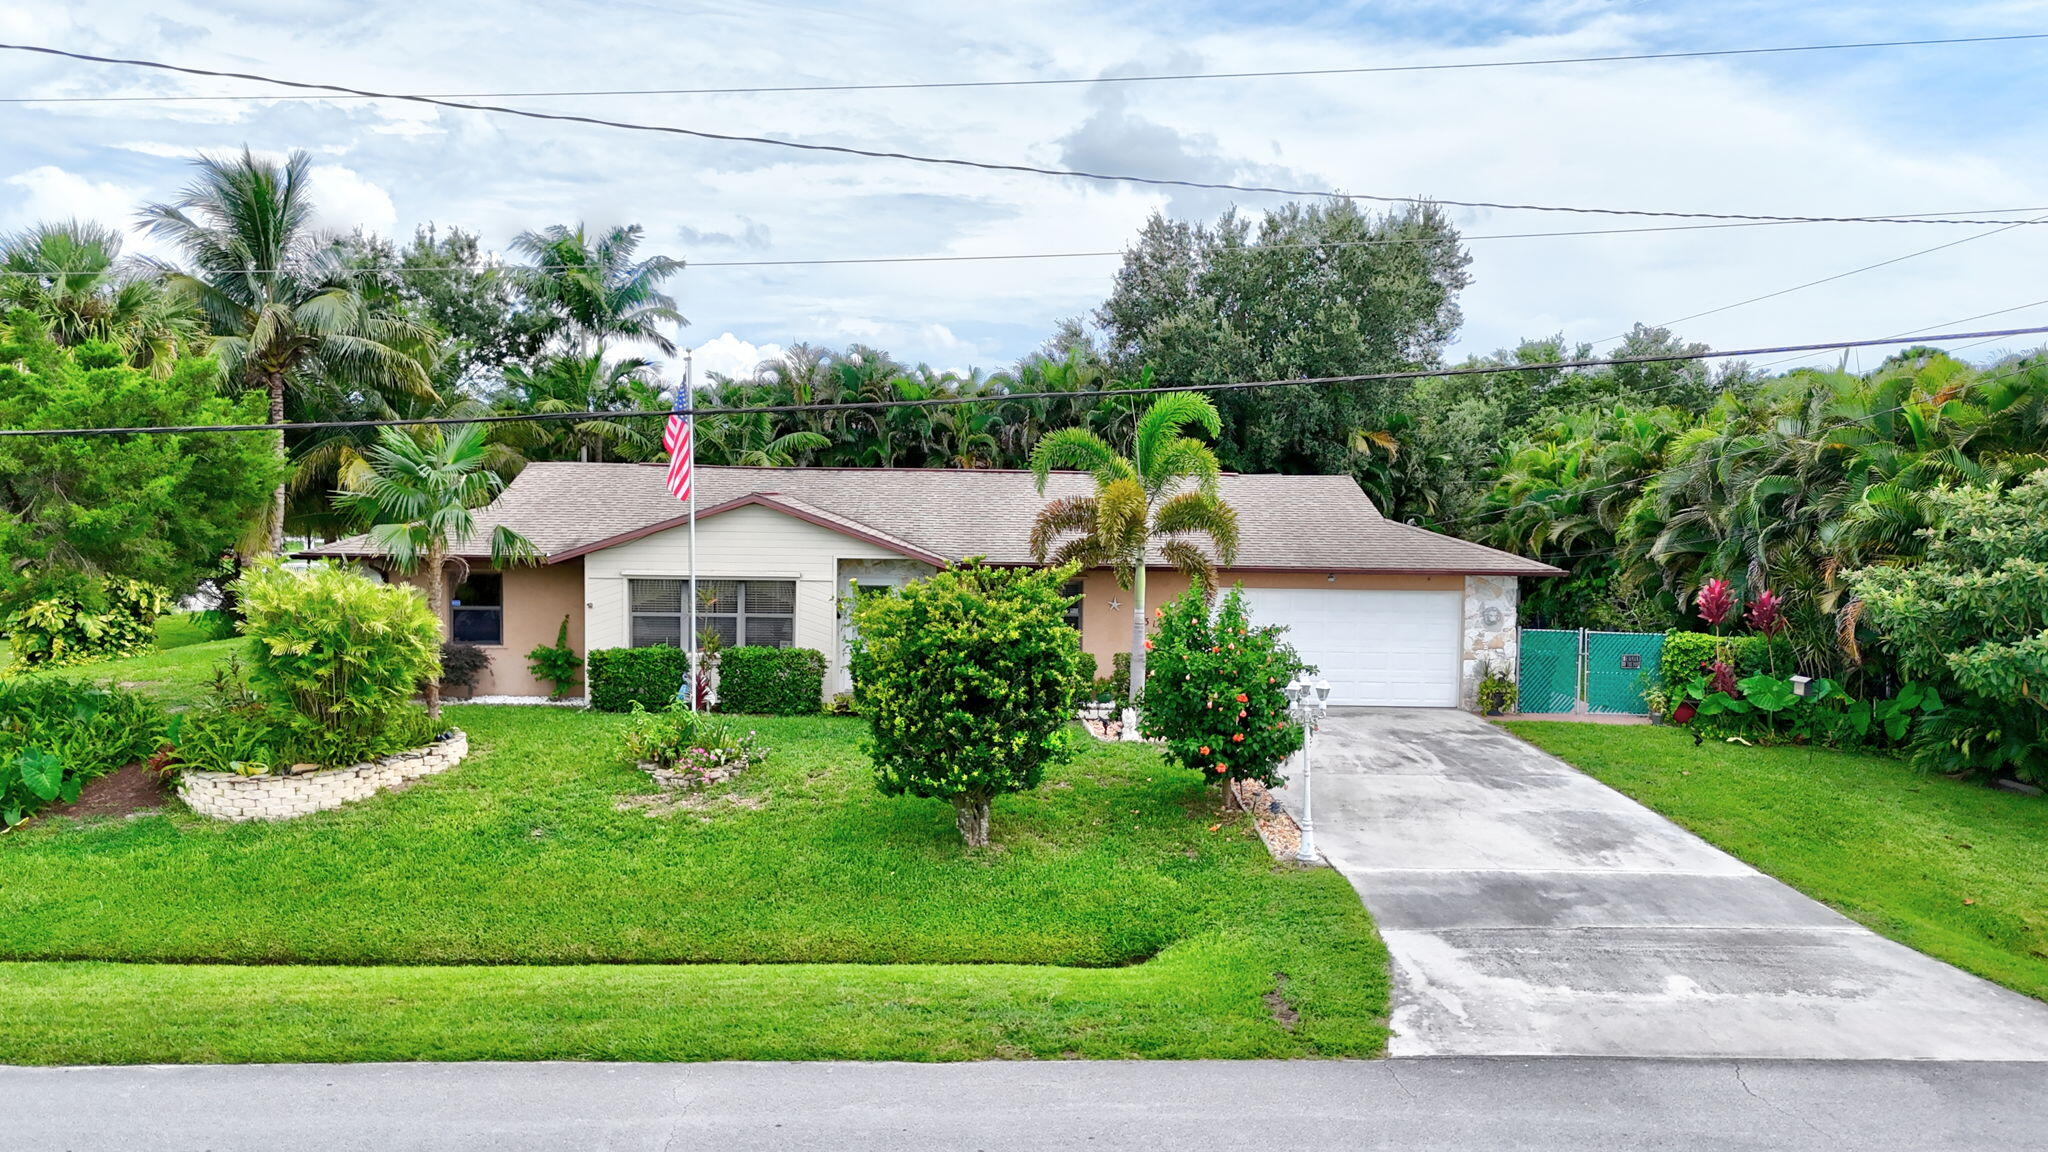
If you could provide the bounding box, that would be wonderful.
[5,1,2047,380]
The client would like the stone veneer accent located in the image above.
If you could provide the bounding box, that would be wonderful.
[178,731,468,822]
[1461,575,1520,710]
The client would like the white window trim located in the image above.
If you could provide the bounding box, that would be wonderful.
[625,576,799,650]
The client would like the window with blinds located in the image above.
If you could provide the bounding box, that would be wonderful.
[629,579,798,649]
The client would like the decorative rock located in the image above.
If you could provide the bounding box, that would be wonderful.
[178,731,469,822]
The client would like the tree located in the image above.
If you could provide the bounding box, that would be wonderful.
[1095,199,1471,474]
[511,223,684,357]
[139,148,437,555]
[850,561,1087,847]
[0,314,279,618]
[335,423,538,719]
[1028,392,1240,721]
[1850,474,2048,783]
[0,220,202,373]
[1141,585,1307,809]
[334,224,553,394]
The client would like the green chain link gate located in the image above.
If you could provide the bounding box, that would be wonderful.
[1518,629,1663,715]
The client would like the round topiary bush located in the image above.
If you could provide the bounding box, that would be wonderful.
[850,560,1088,847]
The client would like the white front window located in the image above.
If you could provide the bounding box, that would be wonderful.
[628,578,797,648]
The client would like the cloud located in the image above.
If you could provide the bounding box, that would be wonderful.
[679,218,773,250]
[307,165,397,238]
[1,166,145,231]
[689,332,787,382]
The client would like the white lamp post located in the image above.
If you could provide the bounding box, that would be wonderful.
[1286,674,1331,863]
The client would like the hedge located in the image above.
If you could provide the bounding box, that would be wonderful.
[1660,631,1795,691]
[715,646,826,715]
[587,647,691,713]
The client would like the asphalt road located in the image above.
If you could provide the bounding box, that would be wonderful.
[12,1058,2048,1151]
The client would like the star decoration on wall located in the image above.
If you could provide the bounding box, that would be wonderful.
[1107,598,1123,612]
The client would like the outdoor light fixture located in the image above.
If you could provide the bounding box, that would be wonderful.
[1314,679,1332,705]
[1284,675,1330,865]
[1790,674,1814,698]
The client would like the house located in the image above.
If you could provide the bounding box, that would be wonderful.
[303,463,1559,709]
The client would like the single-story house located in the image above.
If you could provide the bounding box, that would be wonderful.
[303,463,1559,709]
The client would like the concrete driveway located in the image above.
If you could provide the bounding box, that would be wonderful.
[1273,708,2048,1059]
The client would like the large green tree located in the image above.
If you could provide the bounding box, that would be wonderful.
[1095,199,1471,475]
[140,148,437,555]
[0,314,279,609]
[1028,392,1239,719]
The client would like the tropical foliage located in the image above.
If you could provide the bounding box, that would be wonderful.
[0,677,164,826]
[1028,393,1240,708]
[1140,586,1307,803]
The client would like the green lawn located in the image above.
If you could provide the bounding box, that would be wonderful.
[1504,721,2048,1003]
[1,643,1388,1064]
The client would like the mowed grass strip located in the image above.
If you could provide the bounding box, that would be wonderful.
[1504,721,2048,1003]
[1,646,1388,1061]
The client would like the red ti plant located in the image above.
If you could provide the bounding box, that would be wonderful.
[1695,578,1734,632]
[1707,659,1740,696]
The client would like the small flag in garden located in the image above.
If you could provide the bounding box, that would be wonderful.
[663,385,694,502]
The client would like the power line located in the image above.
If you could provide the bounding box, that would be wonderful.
[11,209,2048,281]
[4,42,2046,228]
[10,33,2044,103]
[6,325,2045,440]
[1749,295,2048,373]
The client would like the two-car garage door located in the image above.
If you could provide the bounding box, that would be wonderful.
[1236,587,1462,707]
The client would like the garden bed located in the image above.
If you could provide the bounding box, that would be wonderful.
[35,763,171,823]
[177,731,468,822]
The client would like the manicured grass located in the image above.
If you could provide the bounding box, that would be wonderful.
[151,612,233,652]
[0,632,249,711]
[1,649,1388,1062]
[1504,721,2048,1003]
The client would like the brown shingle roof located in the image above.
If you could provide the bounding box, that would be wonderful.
[304,462,1560,576]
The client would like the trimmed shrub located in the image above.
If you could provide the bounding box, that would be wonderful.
[1659,631,1792,699]
[851,560,1087,847]
[715,646,826,715]
[1140,585,1307,801]
[587,646,691,713]
[236,562,442,768]
[2,578,171,669]
[0,676,164,825]
[439,642,492,695]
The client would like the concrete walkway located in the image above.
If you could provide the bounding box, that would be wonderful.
[12,1059,2048,1151]
[1274,708,2048,1059]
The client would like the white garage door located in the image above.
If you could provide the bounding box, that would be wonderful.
[1237,587,1462,707]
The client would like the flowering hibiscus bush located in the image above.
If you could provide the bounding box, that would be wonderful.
[1140,585,1307,805]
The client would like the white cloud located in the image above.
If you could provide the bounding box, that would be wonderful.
[1,166,144,231]
[689,332,786,383]
[307,165,397,237]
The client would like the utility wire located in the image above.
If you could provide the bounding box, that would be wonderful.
[9,33,2043,103]
[4,42,2045,228]
[11,210,2048,281]
[6,325,2044,440]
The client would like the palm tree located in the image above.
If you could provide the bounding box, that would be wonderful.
[494,351,663,462]
[511,223,684,356]
[336,423,538,719]
[1028,393,1239,721]
[0,219,201,371]
[139,148,437,555]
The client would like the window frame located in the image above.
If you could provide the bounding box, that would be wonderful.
[1061,580,1084,631]
[450,572,505,646]
[627,577,799,650]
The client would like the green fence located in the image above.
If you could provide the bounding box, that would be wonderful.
[1517,629,1664,715]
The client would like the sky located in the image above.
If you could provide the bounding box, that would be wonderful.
[4,1,2048,382]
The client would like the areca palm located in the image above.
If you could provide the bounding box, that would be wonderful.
[336,423,538,719]
[511,223,684,356]
[139,148,436,554]
[1029,392,1239,716]
[0,219,201,371]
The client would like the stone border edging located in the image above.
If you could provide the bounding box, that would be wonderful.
[177,730,468,822]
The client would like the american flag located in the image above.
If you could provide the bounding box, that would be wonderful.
[662,385,694,502]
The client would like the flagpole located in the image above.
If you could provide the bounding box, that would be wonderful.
[685,350,699,713]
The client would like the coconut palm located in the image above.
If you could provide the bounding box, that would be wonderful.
[1028,392,1239,719]
[139,148,437,555]
[0,219,201,371]
[511,223,684,356]
[336,422,538,719]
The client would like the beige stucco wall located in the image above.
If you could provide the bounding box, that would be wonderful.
[582,503,910,696]
[1074,567,1467,679]
[392,560,586,698]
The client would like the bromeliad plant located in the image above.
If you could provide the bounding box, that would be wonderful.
[1140,585,1306,808]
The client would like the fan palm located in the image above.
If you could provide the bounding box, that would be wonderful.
[336,422,538,718]
[139,148,437,555]
[0,219,201,372]
[1028,392,1239,716]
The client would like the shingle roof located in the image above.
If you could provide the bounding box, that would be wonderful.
[304,462,1560,576]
